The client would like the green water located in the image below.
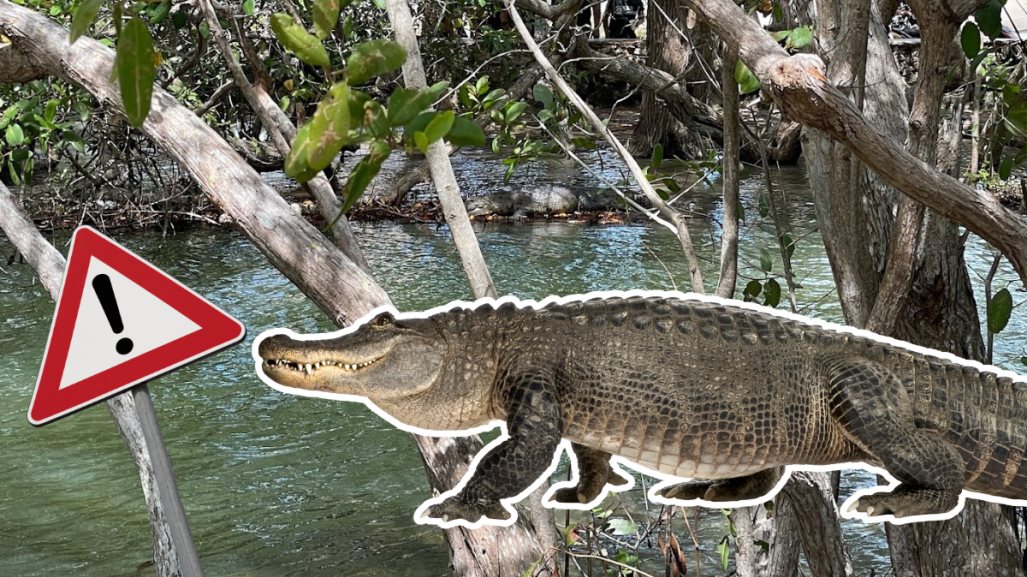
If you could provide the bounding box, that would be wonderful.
[1,166,1023,576]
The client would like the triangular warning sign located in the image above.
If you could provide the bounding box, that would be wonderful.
[29,226,245,425]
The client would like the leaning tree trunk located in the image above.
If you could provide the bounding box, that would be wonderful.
[629,0,714,158]
[799,0,1025,574]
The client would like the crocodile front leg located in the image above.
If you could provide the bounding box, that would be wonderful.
[820,354,965,518]
[656,467,784,502]
[550,443,633,504]
[424,371,563,524]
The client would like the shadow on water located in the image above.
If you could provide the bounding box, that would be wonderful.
[1,160,1023,576]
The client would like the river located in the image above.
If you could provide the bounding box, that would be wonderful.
[1,161,1023,576]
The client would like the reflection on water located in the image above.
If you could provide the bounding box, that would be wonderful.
[1,164,1023,576]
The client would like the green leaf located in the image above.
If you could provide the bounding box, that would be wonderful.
[414,131,429,153]
[532,82,554,109]
[341,140,390,211]
[270,13,331,69]
[786,25,813,49]
[424,110,455,144]
[284,123,319,182]
[504,101,529,123]
[999,155,1014,180]
[781,232,795,260]
[764,278,782,308]
[5,123,25,146]
[975,0,1004,39]
[1006,100,1027,138]
[743,279,762,301]
[716,536,730,571]
[445,115,486,147]
[117,17,156,128]
[149,0,172,24]
[70,0,103,43]
[960,22,981,59]
[988,288,1013,334]
[313,0,341,39]
[387,82,447,127]
[606,518,637,536]
[242,0,255,16]
[172,9,188,29]
[347,39,406,85]
[734,60,761,95]
[759,247,773,272]
[44,99,59,124]
[306,83,351,170]
[651,143,664,169]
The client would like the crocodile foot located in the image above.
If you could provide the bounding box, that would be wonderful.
[657,469,782,503]
[847,485,961,518]
[551,469,632,504]
[424,495,512,524]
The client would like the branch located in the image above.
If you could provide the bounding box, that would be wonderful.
[0,0,390,324]
[506,0,707,293]
[683,0,1027,287]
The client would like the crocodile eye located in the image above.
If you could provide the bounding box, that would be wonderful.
[370,312,395,328]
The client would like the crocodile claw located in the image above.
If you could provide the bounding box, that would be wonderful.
[846,486,960,519]
[424,495,512,524]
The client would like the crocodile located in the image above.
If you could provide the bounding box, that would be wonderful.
[255,291,1027,526]
[465,186,621,219]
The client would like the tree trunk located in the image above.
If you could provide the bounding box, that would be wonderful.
[630,0,713,158]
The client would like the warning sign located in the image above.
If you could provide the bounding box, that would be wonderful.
[29,226,245,425]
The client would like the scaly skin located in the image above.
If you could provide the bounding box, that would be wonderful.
[257,293,1027,524]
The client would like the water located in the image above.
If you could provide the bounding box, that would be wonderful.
[1,164,1023,577]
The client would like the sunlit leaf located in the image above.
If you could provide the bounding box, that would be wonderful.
[242,0,255,16]
[387,82,447,126]
[716,536,730,571]
[786,25,813,49]
[270,13,331,68]
[606,518,637,536]
[445,115,486,147]
[306,83,351,170]
[414,131,429,153]
[284,123,319,181]
[149,0,172,24]
[347,39,406,85]
[116,17,156,127]
[424,110,455,145]
[5,123,25,146]
[988,288,1013,334]
[70,0,103,43]
[504,101,529,123]
[734,60,761,95]
[313,0,341,39]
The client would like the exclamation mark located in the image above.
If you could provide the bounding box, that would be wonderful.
[92,274,134,355]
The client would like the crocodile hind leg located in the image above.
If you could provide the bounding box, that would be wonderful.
[820,354,965,518]
[551,443,632,504]
[656,467,784,502]
[424,371,563,524]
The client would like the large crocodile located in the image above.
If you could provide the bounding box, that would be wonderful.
[255,291,1027,526]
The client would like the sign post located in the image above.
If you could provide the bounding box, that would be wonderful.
[25,225,246,577]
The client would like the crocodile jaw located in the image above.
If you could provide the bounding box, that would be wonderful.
[257,331,444,402]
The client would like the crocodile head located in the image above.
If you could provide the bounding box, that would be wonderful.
[257,310,447,404]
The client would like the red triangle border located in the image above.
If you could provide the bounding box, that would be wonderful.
[29,226,245,425]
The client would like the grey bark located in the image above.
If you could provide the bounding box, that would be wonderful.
[682,0,1027,287]
[507,0,707,292]
[196,0,371,272]
[384,0,497,300]
[716,45,740,300]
